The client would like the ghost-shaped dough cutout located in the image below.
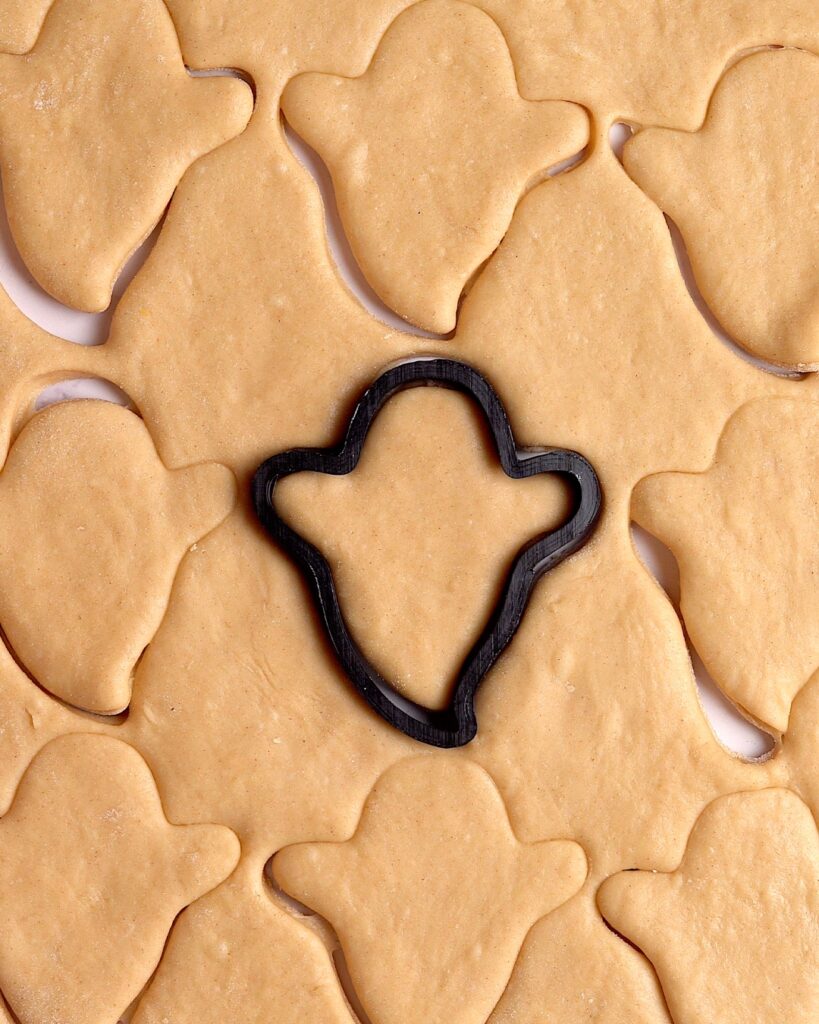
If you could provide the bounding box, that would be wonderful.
[632,397,819,734]
[275,385,571,711]
[281,0,588,333]
[0,0,252,311]
[624,49,819,368]
[0,399,236,714]
[273,757,587,1024]
[0,733,239,1024]
[598,789,819,1024]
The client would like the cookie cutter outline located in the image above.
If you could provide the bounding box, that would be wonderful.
[253,358,601,747]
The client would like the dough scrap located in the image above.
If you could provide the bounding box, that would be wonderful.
[282,0,588,333]
[276,386,571,709]
[624,49,819,369]
[0,399,236,714]
[132,857,354,1024]
[632,397,819,734]
[598,788,819,1024]
[0,0,252,311]
[0,733,239,1024]
[273,756,587,1024]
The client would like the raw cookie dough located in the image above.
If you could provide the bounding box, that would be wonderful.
[281,0,588,333]
[488,892,672,1024]
[123,511,413,854]
[454,141,790,494]
[467,509,780,869]
[624,49,819,368]
[0,0,52,53]
[632,397,819,734]
[781,671,819,820]
[598,789,819,1024]
[132,856,355,1024]
[166,0,419,101]
[100,111,789,1024]
[0,635,110,816]
[273,757,587,1024]
[478,0,819,127]
[0,733,239,1024]
[276,386,571,709]
[0,0,252,311]
[100,120,432,477]
[166,0,818,127]
[0,399,235,714]
[0,282,100,462]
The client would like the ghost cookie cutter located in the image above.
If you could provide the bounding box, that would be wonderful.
[253,358,601,747]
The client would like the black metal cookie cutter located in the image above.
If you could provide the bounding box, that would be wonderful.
[253,358,601,748]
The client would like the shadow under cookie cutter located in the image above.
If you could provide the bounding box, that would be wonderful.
[253,358,602,748]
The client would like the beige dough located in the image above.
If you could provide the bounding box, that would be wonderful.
[123,511,413,854]
[0,633,110,817]
[479,0,819,126]
[276,386,570,709]
[0,0,252,311]
[782,672,819,820]
[0,1,51,54]
[632,397,819,734]
[273,757,587,1024]
[166,0,818,127]
[282,0,587,333]
[468,510,780,871]
[598,789,819,1024]
[0,4,811,1020]
[132,856,354,1024]
[624,49,819,369]
[454,141,790,494]
[488,892,672,1024]
[0,282,101,462]
[0,733,239,1024]
[94,111,790,1022]
[100,119,432,478]
[0,399,235,714]
[166,0,428,102]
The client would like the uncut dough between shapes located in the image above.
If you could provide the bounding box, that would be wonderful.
[276,386,571,709]
[0,0,252,311]
[282,0,588,333]
[624,48,819,368]
[273,757,587,1024]
[0,400,235,714]
[598,789,819,1024]
[0,734,239,1024]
